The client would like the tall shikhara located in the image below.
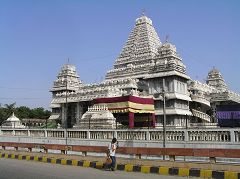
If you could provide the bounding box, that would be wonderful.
[106,14,162,80]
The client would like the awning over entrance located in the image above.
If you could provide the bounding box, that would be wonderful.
[94,96,155,114]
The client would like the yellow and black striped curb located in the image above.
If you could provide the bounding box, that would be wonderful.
[1,152,239,179]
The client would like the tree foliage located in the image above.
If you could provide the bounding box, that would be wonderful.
[0,103,51,124]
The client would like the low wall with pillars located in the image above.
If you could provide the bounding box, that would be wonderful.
[1,128,240,164]
[0,128,240,149]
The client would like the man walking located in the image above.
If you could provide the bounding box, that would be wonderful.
[107,137,118,171]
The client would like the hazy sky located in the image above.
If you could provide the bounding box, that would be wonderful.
[0,0,239,109]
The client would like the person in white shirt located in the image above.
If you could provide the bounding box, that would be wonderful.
[107,137,118,171]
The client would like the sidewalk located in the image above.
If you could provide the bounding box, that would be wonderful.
[1,150,240,178]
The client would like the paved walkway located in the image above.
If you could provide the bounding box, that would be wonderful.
[0,158,192,179]
[1,149,240,179]
[2,150,239,172]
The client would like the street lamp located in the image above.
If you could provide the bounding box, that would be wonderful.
[151,78,167,160]
[185,114,188,129]
[65,75,68,154]
[65,78,68,129]
[88,116,90,129]
[162,78,167,160]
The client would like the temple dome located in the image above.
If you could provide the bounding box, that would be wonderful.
[2,112,25,128]
[135,15,153,26]
[6,112,20,122]
[208,67,220,75]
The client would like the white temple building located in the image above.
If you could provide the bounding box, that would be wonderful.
[49,14,240,129]
[2,113,25,128]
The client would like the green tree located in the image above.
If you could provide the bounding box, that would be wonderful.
[4,102,16,117]
[0,103,51,126]
[15,106,31,119]
[30,107,50,119]
[0,107,8,125]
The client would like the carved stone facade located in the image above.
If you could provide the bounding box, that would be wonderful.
[75,105,118,129]
[188,68,240,123]
[207,68,228,92]
[49,14,240,128]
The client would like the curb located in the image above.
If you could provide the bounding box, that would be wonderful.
[1,152,240,179]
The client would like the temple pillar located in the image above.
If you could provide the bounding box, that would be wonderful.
[61,104,65,127]
[79,104,84,122]
[152,113,156,128]
[76,103,80,124]
[129,112,134,129]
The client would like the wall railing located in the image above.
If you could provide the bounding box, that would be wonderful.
[0,128,239,143]
[1,141,240,164]
[1,128,240,164]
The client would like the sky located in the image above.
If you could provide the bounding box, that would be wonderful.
[0,0,240,110]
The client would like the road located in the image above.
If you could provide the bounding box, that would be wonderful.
[0,158,196,179]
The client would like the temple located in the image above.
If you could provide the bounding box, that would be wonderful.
[1,113,25,128]
[49,14,240,129]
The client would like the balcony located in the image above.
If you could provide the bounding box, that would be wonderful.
[190,94,210,107]
[191,109,211,122]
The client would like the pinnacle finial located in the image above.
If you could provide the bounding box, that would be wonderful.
[141,9,146,16]
[165,35,170,43]
[67,58,70,64]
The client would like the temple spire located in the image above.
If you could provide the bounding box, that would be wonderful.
[206,67,228,91]
[107,14,161,72]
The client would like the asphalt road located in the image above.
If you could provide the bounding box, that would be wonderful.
[0,158,196,179]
